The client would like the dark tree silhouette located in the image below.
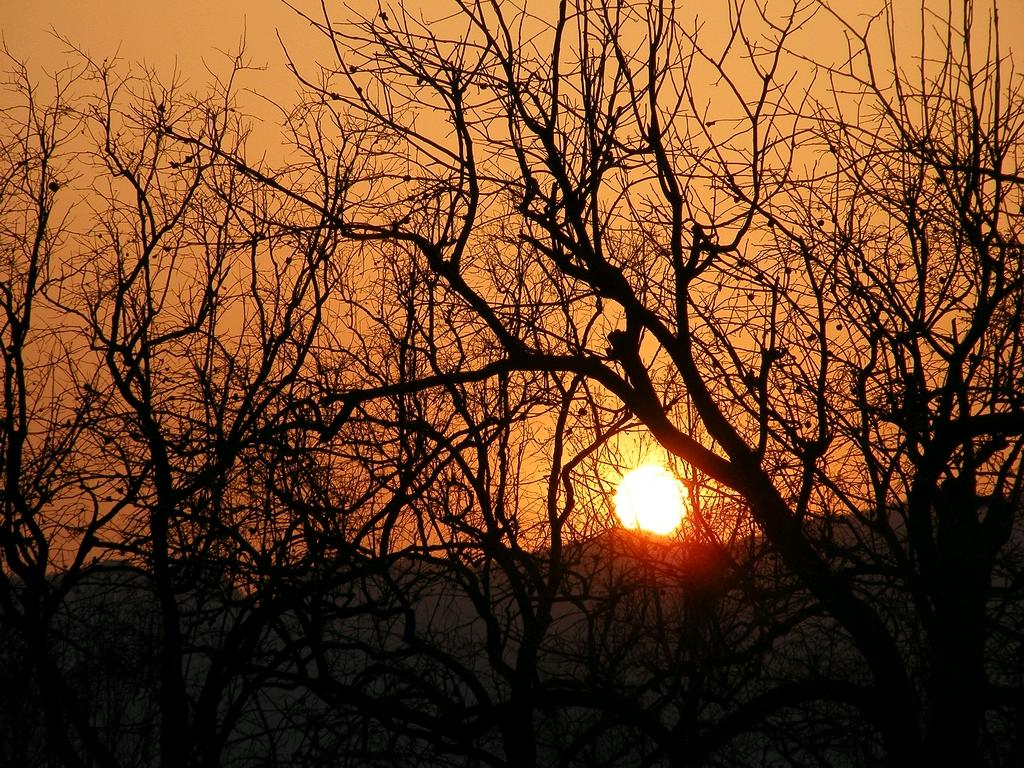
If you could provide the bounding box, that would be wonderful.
[265,0,1024,764]
[0,49,399,768]
[2,0,1023,766]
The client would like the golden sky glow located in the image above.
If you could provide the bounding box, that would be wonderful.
[5,0,1023,81]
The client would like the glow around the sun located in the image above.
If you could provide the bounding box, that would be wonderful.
[614,465,687,535]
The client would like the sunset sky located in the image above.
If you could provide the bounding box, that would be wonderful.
[4,0,316,112]
[5,0,1023,534]
[5,0,293,73]
[3,1,1024,764]
[7,0,1024,91]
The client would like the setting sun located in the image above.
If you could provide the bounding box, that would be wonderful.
[614,465,687,535]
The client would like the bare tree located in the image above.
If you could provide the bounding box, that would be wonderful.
[269,0,1024,764]
[0,48,391,768]
[4,0,1023,765]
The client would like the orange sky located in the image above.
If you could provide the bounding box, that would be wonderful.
[6,0,1022,83]
[2,0,316,110]
[5,0,1023,131]
[3,0,293,73]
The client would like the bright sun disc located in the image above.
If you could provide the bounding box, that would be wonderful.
[614,465,687,535]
